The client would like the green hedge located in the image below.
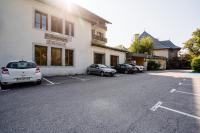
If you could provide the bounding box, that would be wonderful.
[147,60,161,70]
[191,56,200,72]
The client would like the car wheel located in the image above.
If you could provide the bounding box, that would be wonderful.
[109,73,114,77]
[36,80,42,85]
[0,83,8,90]
[124,70,128,74]
[87,70,91,75]
[100,72,104,77]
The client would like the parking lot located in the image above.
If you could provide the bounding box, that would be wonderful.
[0,70,200,133]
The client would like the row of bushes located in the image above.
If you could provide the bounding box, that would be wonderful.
[167,57,191,69]
[146,56,200,72]
[167,56,200,72]
[191,56,200,72]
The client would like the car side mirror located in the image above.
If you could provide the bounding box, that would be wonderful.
[97,67,100,69]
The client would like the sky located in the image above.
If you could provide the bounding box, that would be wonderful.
[69,0,200,48]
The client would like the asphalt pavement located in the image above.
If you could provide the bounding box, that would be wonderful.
[0,70,200,133]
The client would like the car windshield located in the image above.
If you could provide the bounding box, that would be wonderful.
[126,64,133,68]
[98,64,108,68]
[6,61,36,69]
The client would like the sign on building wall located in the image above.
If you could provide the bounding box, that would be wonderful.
[45,33,72,46]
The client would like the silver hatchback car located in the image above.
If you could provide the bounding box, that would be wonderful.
[87,64,116,77]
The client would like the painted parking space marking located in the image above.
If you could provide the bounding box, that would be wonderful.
[170,89,200,97]
[69,76,90,81]
[0,87,11,92]
[178,82,200,87]
[115,74,122,77]
[151,101,200,120]
[43,78,55,85]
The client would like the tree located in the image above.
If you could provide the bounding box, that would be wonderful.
[184,28,200,57]
[129,36,154,55]
[129,35,139,53]
[139,36,154,55]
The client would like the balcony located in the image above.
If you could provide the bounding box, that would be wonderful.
[96,24,107,30]
[92,34,107,44]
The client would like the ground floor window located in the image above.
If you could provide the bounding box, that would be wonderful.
[94,53,105,64]
[110,55,119,67]
[51,47,62,66]
[65,49,74,66]
[35,45,47,66]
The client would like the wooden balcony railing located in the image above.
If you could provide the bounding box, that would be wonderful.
[92,34,107,43]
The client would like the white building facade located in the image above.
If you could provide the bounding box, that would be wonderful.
[0,0,126,76]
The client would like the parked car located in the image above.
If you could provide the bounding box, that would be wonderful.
[0,61,42,89]
[116,64,136,74]
[130,63,145,72]
[87,64,116,77]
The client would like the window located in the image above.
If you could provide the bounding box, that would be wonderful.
[65,21,74,36]
[35,11,48,30]
[51,47,62,66]
[35,45,47,66]
[110,55,119,67]
[51,16,63,34]
[65,49,74,66]
[7,61,36,69]
[97,32,104,38]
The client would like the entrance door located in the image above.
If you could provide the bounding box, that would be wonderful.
[94,53,105,64]
[110,55,119,67]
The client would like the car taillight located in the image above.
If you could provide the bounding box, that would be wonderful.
[35,67,40,73]
[2,68,9,75]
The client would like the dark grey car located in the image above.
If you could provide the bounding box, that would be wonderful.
[87,64,116,77]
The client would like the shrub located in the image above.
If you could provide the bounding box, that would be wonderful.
[191,56,200,72]
[167,57,191,69]
[147,60,161,70]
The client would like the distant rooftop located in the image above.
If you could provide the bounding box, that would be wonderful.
[139,31,181,50]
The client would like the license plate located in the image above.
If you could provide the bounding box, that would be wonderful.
[16,77,30,81]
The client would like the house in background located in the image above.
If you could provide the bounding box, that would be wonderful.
[128,31,181,70]
[138,31,181,60]
[0,0,127,76]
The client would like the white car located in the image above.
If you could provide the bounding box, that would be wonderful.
[135,65,145,72]
[130,63,144,72]
[0,61,42,89]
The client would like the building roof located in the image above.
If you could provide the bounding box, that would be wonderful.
[160,40,181,49]
[35,0,111,24]
[92,43,128,53]
[139,31,181,50]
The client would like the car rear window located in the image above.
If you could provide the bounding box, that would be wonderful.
[6,62,36,69]
[125,64,133,68]
[98,64,108,68]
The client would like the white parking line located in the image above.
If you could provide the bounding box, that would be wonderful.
[43,78,55,85]
[0,88,11,92]
[69,76,90,81]
[151,101,200,120]
[178,82,200,87]
[115,74,122,77]
[170,89,200,97]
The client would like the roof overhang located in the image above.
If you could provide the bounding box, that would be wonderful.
[92,43,128,53]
